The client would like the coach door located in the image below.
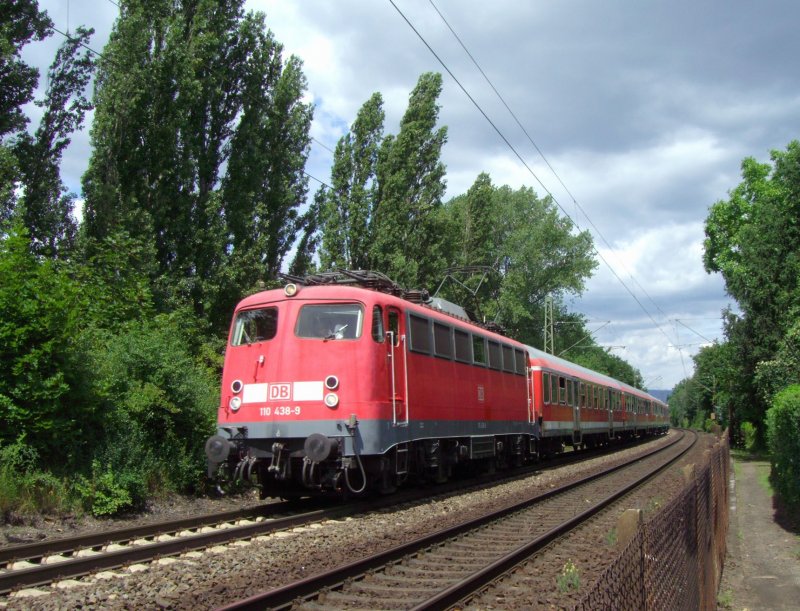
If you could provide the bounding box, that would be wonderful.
[572,379,582,445]
[386,307,408,426]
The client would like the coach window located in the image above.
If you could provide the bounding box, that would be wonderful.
[594,386,600,410]
[409,314,431,354]
[568,380,575,406]
[433,322,453,359]
[558,376,567,404]
[371,306,384,342]
[454,329,471,363]
[472,335,486,366]
[550,373,559,405]
[514,349,526,375]
[543,373,550,403]
[488,341,502,370]
[502,344,515,373]
[232,307,278,345]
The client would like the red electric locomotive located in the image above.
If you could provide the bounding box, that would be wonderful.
[205,271,668,498]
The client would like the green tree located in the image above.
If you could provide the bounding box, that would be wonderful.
[371,72,448,288]
[0,0,52,139]
[82,0,311,329]
[438,179,596,346]
[222,34,312,284]
[0,0,53,229]
[0,230,98,465]
[319,92,384,270]
[13,26,94,258]
[766,385,800,506]
[703,141,800,442]
[289,188,323,277]
[755,319,800,403]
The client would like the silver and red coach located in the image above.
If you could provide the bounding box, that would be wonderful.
[205,271,668,498]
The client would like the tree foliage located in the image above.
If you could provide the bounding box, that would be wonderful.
[82,0,311,330]
[0,0,52,139]
[318,92,384,271]
[701,140,800,445]
[13,26,94,258]
[371,72,448,288]
[438,175,597,347]
[766,385,800,506]
[0,230,97,464]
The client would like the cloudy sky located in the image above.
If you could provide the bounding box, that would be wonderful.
[25,0,800,389]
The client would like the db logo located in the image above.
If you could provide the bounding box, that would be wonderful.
[269,383,292,400]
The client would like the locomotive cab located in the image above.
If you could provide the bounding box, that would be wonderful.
[206,283,403,498]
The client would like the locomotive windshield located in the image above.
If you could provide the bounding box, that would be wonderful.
[231,307,278,345]
[295,303,363,340]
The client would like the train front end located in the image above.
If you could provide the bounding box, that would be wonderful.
[205,283,388,498]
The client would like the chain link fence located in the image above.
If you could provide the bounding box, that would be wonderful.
[575,432,730,610]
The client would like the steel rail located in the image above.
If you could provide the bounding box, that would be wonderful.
[0,502,288,565]
[412,429,697,610]
[218,431,686,611]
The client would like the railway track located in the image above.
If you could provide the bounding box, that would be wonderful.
[0,433,668,598]
[219,430,695,610]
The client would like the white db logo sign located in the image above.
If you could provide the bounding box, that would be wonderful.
[269,383,291,400]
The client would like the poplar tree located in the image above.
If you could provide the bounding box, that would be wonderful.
[81,0,311,325]
[319,92,384,270]
[14,26,94,258]
[371,72,447,289]
[0,0,52,229]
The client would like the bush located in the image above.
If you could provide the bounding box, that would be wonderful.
[0,231,99,467]
[766,385,800,506]
[0,440,73,518]
[88,313,219,505]
[75,460,134,517]
[740,421,758,452]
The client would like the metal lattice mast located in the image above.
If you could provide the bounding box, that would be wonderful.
[544,294,555,354]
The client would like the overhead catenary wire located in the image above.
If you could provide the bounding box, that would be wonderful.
[427,0,676,332]
[387,0,679,354]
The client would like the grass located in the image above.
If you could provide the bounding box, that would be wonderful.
[556,559,580,593]
[733,458,742,479]
[605,527,618,547]
[757,464,774,496]
[717,588,733,608]
[644,496,663,516]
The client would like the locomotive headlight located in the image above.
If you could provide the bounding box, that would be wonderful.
[284,283,299,297]
[324,392,339,408]
[324,375,339,390]
[229,396,242,411]
[231,379,243,394]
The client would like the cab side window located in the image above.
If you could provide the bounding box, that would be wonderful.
[372,305,384,342]
[388,310,400,346]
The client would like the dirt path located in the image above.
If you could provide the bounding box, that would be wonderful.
[718,457,800,610]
